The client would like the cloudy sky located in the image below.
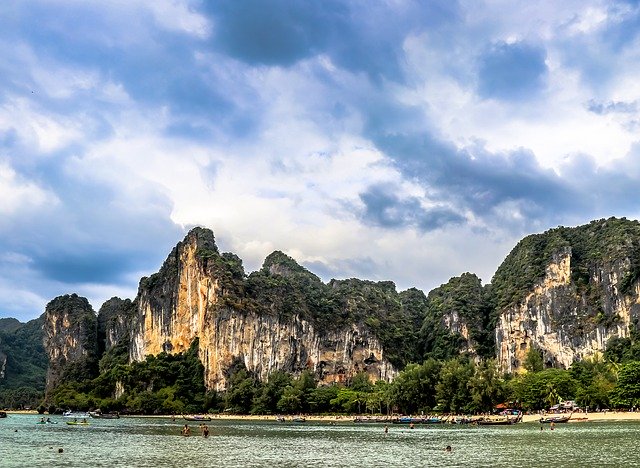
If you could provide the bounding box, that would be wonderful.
[2,0,640,322]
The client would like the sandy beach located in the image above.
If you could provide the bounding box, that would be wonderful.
[7,410,640,423]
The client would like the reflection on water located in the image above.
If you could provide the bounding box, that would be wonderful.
[1,415,639,467]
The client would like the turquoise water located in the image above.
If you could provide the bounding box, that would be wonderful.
[1,414,640,467]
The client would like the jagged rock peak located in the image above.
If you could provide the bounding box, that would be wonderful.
[182,226,219,254]
[97,297,135,354]
[43,293,98,391]
[46,293,95,317]
[262,250,320,281]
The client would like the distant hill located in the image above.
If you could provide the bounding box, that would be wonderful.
[0,318,22,334]
[0,316,48,408]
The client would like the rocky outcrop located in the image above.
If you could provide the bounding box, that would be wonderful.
[496,246,640,373]
[97,297,134,354]
[36,217,640,391]
[43,294,98,392]
[130,228,397,391]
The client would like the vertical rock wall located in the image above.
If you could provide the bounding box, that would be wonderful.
[43,294,98,392]
[496,249,640,372]
[97,297,134,353]
[130,228,397,391]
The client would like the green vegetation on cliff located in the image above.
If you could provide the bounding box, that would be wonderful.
[0,317,47,408]
[492,217,640,314]
[418,273,494,360]
[244,252,421,368]
[49,339,207,414]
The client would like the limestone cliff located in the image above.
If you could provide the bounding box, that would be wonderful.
[43,294,98,391]
[494,218,640,372]
[97,297,134,354]
[418,273,494,360]
[130,228,398,391]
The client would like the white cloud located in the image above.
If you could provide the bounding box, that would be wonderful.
[0,161,54,216]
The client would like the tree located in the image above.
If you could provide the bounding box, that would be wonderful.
[308,385,339,413]
[467,360,505,413]
[330,389,360,413]
[611,361,640,408]
[389,359,441,414]
[251,370,292,415]
[435,358,474,413]
[523,346,544,372]
[277,370,316,414]
[509,369,577,411]
[224,368,258,414]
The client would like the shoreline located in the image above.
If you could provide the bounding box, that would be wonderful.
[6,410,640,423]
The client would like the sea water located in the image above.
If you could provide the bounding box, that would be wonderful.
[1,414,639,467]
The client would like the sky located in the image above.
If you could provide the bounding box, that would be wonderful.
[2,0,640,322]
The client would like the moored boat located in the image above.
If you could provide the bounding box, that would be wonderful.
[0,411,7,418]
[476,412,522,426]
[540,414,572,423]
[89,411,120,419]
[183,415,212,421]
[63,410,90,419]
[354,416,392,423]
[392,416,446,424]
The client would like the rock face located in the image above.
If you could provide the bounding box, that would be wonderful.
[37,217,640,391]
[130,228,397,391]
[0,349,6,380]
[418,273,494,360]
[495,220,640,373]
[43,294,98,392]
[97,297,134,355]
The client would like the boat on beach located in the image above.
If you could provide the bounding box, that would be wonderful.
[540,413,572,423]
[63,410,91,419]
[392,416,447,424]
[476,412,523,426]
[353,416,393,423]
[89,411,120,419]
[452,416,483,424]
[183,415,212,421]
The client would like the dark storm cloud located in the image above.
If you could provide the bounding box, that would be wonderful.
[202,0,460,80]
[359,184,464,231]
[0,161,183,286]
[477,41,548,100]
[366,123,640,233]
[0,1,243,142]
